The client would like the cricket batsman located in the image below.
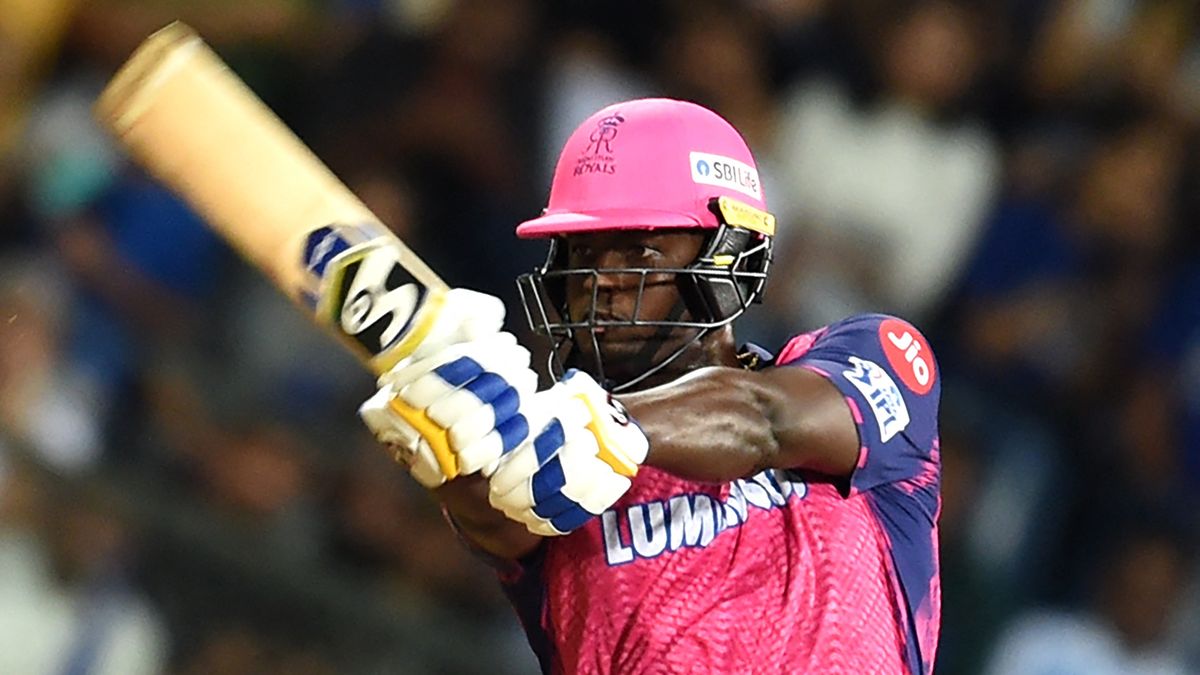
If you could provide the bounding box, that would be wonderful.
[359,98,941,674]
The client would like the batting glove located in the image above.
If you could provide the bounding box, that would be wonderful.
[409,287,506,359]
[488,370,649,536]
[359,331,539,488]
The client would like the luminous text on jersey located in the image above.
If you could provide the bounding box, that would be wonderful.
[842,356,910,442]
[601,470,808,566]
[690,151,762,199]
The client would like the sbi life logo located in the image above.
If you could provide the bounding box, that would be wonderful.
[689,151,761,199]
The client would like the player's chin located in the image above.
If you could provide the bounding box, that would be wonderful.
[579,330,688,364]
[573,325,660,349]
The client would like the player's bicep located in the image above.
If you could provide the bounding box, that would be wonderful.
[760,364,860,478]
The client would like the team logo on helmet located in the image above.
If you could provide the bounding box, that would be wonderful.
[586,113,625,154]
[575,113,625,176]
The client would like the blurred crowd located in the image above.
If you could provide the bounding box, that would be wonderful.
[1,0,1199,673]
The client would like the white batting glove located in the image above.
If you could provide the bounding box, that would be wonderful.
[359,331,539,488]
[488,370,649,536]
[408,287,506,359]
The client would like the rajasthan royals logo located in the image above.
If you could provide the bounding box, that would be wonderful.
[584,113,625,155]
[576,113,624,176]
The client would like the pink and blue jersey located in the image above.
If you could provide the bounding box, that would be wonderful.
[499,314,942,674]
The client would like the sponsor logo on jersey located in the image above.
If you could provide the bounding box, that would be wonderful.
[879,318,936,395]
[600,469,807,566]
[690,151,762,199]
[842,356,910,443]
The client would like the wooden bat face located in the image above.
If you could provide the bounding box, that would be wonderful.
[95,23,447,376]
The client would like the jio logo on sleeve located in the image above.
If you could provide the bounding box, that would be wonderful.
[879,318,936,395]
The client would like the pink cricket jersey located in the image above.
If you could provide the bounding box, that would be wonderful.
[499,314,942,674]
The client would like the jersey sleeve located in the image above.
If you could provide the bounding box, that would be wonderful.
[776,313,941,495]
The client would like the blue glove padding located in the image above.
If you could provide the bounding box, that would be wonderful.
[360,332,538,487]
[488,370,649,536]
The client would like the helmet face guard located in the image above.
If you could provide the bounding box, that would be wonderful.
[517,197,774,391]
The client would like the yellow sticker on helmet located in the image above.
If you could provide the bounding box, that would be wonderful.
[717,196,776,237]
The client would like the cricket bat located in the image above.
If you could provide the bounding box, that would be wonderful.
[94,22,449,376]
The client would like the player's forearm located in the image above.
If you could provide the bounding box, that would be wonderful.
[619,367,781,482]
[619,365,858,483]
[435,474,542,561]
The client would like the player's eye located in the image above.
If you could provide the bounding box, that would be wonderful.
[638,245,663,261]
[570,244,595,262]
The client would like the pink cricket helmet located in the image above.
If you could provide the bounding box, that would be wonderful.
[517,98,769,237]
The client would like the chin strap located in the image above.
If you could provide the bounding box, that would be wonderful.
[608,326,710,392]
[542,325,711,393]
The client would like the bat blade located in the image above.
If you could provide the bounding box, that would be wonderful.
[95,22,447,375]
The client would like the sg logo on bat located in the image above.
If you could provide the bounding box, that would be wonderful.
[300,223,439,373]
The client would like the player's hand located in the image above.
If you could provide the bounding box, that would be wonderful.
[487,370,649,536]
[359,331,538,488]
[408,287,506,359]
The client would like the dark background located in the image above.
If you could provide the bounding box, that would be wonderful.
[1,1,1198,673]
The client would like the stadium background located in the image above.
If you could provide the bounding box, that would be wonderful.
[1,0,1199,672]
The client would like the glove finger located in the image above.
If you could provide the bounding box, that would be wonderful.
[455,439,501,477]
[529,445,593,517]
[402,350,506,410]
[523,488,595,535]
[481,458,501,477]
[402,370,467,410]
[546,390,593,430]
[490,420,587,522]
[508,430,629,534]
[491,482,533,520]
[387,332,519,388]
[446,402,500,454]
[442,391,527,456]
[532,435,633,519]
[565,461,633,515]
[408,289,505,361]
[408,439,447,488]
[425,357,531,422]
[422,288,506,355]
[454,293,505,341]
[425,374,501,428]
[430,369,532,442]
[526,433,606,519]
[524,519,564,537]
[489,442,542,506]
[453,410,530,475]
[489,417,565,497]
[545,503,596,534]
[427,374,527,448]
[359,385,422,448]
[404,344,531,412]
[383,343,477,389]
[455,412,530,475]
